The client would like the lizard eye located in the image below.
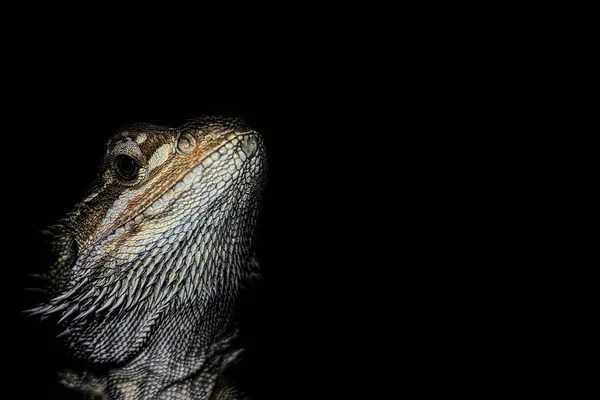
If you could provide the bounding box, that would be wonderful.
[115,155,139,181]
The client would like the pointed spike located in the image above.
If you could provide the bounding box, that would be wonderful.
[155,286,168,305]
[38,229,56,237]
[96,274,119,289]
[51,278,88,304]
[57,305,79,325]
[24,305,48,315]
[126,277,140,305]
[222,348,245,370]
[185,278,194,300]
[166,267,178,287]
[94,295,116,314]
[117,279,130,299]
[44,302,69,315]
[155,267,168,291]
[137,283,154,305]
[123,290,136,312]
[176,264,189,287]
[148,282,165,306]
[90,286,108,307]
[104,280,122,300]
[178,283,187,303]
[157,283,176,305]
[46,224,65,232]
[75,287,98,304]
[56,328,71,339]
[140,255,154,270]
[111,282,129,313]
[162,284,179,305]
[72,304,98,323]
[144,271,159,290]
[107,293,127,316]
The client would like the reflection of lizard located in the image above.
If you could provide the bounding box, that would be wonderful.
[30,116,267,399]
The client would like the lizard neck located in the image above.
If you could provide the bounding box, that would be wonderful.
[61,287,242,399]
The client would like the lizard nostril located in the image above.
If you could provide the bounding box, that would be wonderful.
[240,136,258,159]
[177,133,197,154]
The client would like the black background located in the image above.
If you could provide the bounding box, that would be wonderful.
[4,73,386,398]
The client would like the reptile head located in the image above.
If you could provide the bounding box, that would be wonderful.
[31,116,266,364]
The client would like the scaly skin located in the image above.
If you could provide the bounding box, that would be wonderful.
[30,116,267,399]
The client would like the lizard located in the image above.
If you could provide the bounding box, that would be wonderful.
[28,116,267,399]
